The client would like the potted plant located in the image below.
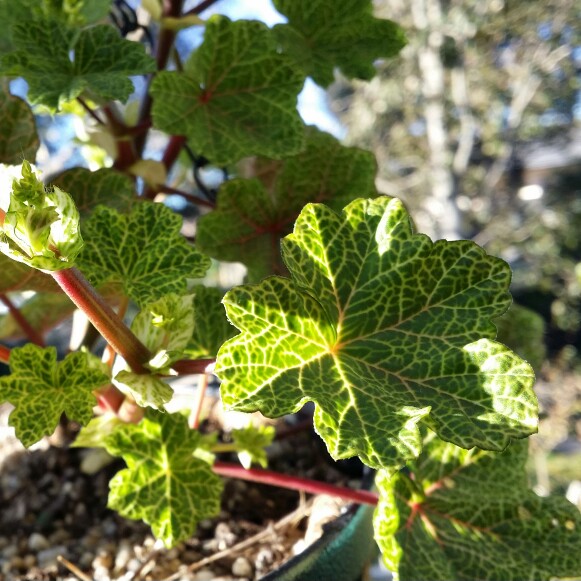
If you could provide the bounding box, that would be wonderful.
[0,1,580,579]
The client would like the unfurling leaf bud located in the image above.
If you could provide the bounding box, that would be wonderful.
[0,161,83,271]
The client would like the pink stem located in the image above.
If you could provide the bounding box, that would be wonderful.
[213,461,379,506]
[51,268,151,374]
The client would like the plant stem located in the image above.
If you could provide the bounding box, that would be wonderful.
[212,461,379,506]
[51,268,151,374]
[157,184,215,208]
[0,344,10,364]
[171,358,215,374]
[77,97,105,125]
[134,0,185,157]
[0,294,45,346]
[189,372,209,429]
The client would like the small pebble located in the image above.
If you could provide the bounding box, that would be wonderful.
[2,545,18,559]
[36,545,67,568]
[114,540,133,571]
[92,551,114,570]
[93,565,111,581]
[28,533,50,552]
[195,569,217,581]
[126,557,142,572]
[10,556,25,570]
[23,554,37,569]
[79,552,94,569]
[231,556,253,578]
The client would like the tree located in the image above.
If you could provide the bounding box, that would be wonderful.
[331,0,577,239]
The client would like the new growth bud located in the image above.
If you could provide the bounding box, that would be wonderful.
[0,161,83,271]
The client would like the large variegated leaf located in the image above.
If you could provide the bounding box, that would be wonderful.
[375,436,581,581]
[216,197,537,470]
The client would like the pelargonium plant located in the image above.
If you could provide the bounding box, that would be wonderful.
[0,1,579,579]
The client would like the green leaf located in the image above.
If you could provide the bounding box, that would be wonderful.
[113,370,173,409]
[72,412,122,448]
[131,293,195,372]
[184,286,237,359]
[197,126,378,281]
[77,202,211,307]
[0,85,39,163]
[0,291,73,341]
[0,17,156,110]
[47,0,112,26]
[104,410,223,547]
[150,16,305,165]
[231,424,275,469]
[0,253,60,292]
[272,0,406,87]
[216,197,537,471]
[112,293,197,409]
[0,344,109,447]
[51,167,135,219]
[375,436,581,581]
[0,161,84,271]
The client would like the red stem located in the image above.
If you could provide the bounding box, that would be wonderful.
[0,344,10,364]
[51,268,151,374]
[0,293,45,346]
[134,0,185,157]
[157,184,215,208]
[171,358,215,374]
[213,461,379,506]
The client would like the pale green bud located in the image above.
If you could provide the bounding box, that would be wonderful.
[0,161,83,271]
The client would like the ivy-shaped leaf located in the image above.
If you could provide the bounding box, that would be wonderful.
[0,84,39,163]
[0,291,73,341]
[197,127,378,281]
[231,424,275,469]
[375,436,581,581]
[151,16,305,165]
[104,410,223,547]
[51,167,135,219]
[272,0,406,87]
[77,203,211,307]
[184,286,237,360]
[0,344,109,447]
[216,197,537,471]
[0,17,156,110]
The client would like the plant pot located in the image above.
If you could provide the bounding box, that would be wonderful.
[262,500,377,581]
